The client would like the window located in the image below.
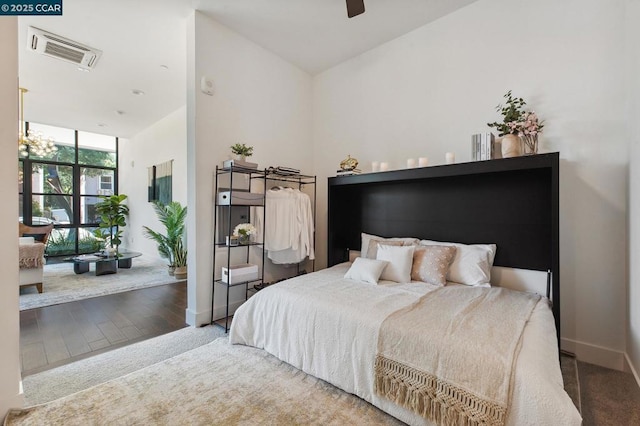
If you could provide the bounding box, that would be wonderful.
[100,175,113,192]
[19,123,118,256]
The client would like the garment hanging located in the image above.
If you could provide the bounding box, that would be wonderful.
[253,187,314,264]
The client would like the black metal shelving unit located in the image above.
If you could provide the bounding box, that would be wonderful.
[211,165,267,332]
[211,166,317,332]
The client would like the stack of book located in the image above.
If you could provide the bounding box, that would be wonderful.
[472,133,495,161]
[336,168,362,176]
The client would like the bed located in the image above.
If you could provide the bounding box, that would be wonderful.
[229,153,580,424]
[230,262,580,425]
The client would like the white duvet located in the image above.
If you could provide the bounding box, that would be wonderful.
[229,263,582,426]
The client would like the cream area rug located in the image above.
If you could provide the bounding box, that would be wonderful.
[19,256,180,311]
[6,338,402,426]
[22,326,225,406]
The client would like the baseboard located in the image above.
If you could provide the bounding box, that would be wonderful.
[561,338,626,371]
[185,307,211,327]
[624,352,640,388]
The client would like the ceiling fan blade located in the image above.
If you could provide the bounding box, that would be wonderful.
[346,0,365,18]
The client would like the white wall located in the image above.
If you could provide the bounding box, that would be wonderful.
[312,0,628,369]
[0,18,24,417]
[626,0,640,382]
[186,12,313,325]
[118,106,187,261]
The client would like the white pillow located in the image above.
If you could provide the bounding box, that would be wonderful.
[419,239,497,286]
[361,232,418,259]
[344,258,388,285]
[376,245,415,283]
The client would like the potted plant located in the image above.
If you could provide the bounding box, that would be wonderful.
[233,223,256,244]
[142,201,187,275]
[94,194,129,255]
[487,90,527,137]
[173,238,187,280]
[487,90,543,157]
[230,143,254,161]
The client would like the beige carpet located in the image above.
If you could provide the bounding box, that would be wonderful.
[578,361,640,426]
[6,338,402,426]
[22,326,226,406]
[19,257,181,311]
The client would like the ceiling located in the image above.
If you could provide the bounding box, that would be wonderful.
[18,0,476,139]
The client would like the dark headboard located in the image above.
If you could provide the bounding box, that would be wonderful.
[328,152,560,338]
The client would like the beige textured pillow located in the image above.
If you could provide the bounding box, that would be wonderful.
[420,239,496,286]
[411,245,457,286]
[367,240,404,259]
[360,233,418,258]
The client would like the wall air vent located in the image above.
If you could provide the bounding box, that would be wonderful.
[27,26,102,70]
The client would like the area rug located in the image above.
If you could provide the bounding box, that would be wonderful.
[19,256,180,311]
[23,325,225,406]
[6,339,402,426]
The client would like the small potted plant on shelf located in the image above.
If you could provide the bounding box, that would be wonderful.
[230,143,254,161]
[93,194,129,256]
[173,238,188,280]
[233,223,256,245]
[487,90,544,157]
[142,201,187,276]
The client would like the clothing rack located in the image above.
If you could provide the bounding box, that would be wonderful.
[264,172,317,275]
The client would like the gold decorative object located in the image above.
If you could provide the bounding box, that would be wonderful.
[339,155,358,171]
[18,88,57,158]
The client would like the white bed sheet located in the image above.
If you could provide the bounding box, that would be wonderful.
[229,263,581,426]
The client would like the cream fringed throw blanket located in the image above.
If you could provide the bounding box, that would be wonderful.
[19,243,45,269]
[375,287,541,426]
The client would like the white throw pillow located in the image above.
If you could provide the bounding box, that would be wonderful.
[360,232,418,259]
[419,240,497,286]
[376,244,415,283]
[344,257,389,285]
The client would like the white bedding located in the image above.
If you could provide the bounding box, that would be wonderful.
[229,263,581,426]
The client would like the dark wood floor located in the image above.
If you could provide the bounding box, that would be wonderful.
[20,281,187,377]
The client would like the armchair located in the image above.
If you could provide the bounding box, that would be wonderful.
[18,223,53,293]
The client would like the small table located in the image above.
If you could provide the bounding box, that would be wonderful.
[67,251,142,276]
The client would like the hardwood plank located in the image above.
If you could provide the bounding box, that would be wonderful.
[88,338,111,351]
[42,332,70,364]
[61,328,93,357]
[20,281,187,376]
[21,342,48,372]
[120,325,143,340]
[97,321,127,344]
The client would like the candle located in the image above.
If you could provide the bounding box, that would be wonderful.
[445,152,455,164]
[418,157,428,167]
[380,162,389,171]
[407,158,417,168]
[371,161,380,172]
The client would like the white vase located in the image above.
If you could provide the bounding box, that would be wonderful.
[501,134,522,158]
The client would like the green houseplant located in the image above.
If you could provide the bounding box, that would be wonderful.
[487,90,527,137]
[142,201,187,275]
[94,194,129,255]
[230,143,254,160]
[173,238,188,280]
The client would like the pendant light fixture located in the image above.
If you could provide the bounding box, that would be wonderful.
[18,87,57,157]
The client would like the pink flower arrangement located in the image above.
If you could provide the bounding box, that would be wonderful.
[507,111,544,137]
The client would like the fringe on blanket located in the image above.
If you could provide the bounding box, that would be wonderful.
[19,257,44,269]
[19,244,45,269]
[375,355,507,426]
